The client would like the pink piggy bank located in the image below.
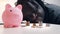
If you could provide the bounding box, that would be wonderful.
[2,4,23,28]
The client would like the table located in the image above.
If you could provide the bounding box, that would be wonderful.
[0,23,60,34]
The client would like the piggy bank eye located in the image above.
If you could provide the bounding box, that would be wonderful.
[10,10,12,12]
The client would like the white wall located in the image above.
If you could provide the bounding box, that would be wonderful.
[44,0,60,6]
[0,0,17,23]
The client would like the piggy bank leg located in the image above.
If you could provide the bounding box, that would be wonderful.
[4,23,10,28]
[4,23,20,28]
[4,25,9,28]
[4,25,19,28]
[4,24,11,28]
[11,25,19,28]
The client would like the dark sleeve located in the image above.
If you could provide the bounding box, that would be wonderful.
[54,15,60,24]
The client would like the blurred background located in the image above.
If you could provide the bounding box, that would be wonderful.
[0,0,17,23]
[0,0,60,23]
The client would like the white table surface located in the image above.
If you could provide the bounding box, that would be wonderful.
[0,23,60,34]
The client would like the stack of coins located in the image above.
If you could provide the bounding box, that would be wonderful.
[39,21,42,26]
[26,21,30,26]
[32,23,36,28]
[46,23,50,27]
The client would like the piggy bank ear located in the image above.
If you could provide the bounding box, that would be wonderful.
[16,5,22,10]
[6,4,11,9]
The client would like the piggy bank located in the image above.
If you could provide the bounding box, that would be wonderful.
[2,4,23,28]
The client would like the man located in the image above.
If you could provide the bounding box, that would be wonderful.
[16,0,60,24]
